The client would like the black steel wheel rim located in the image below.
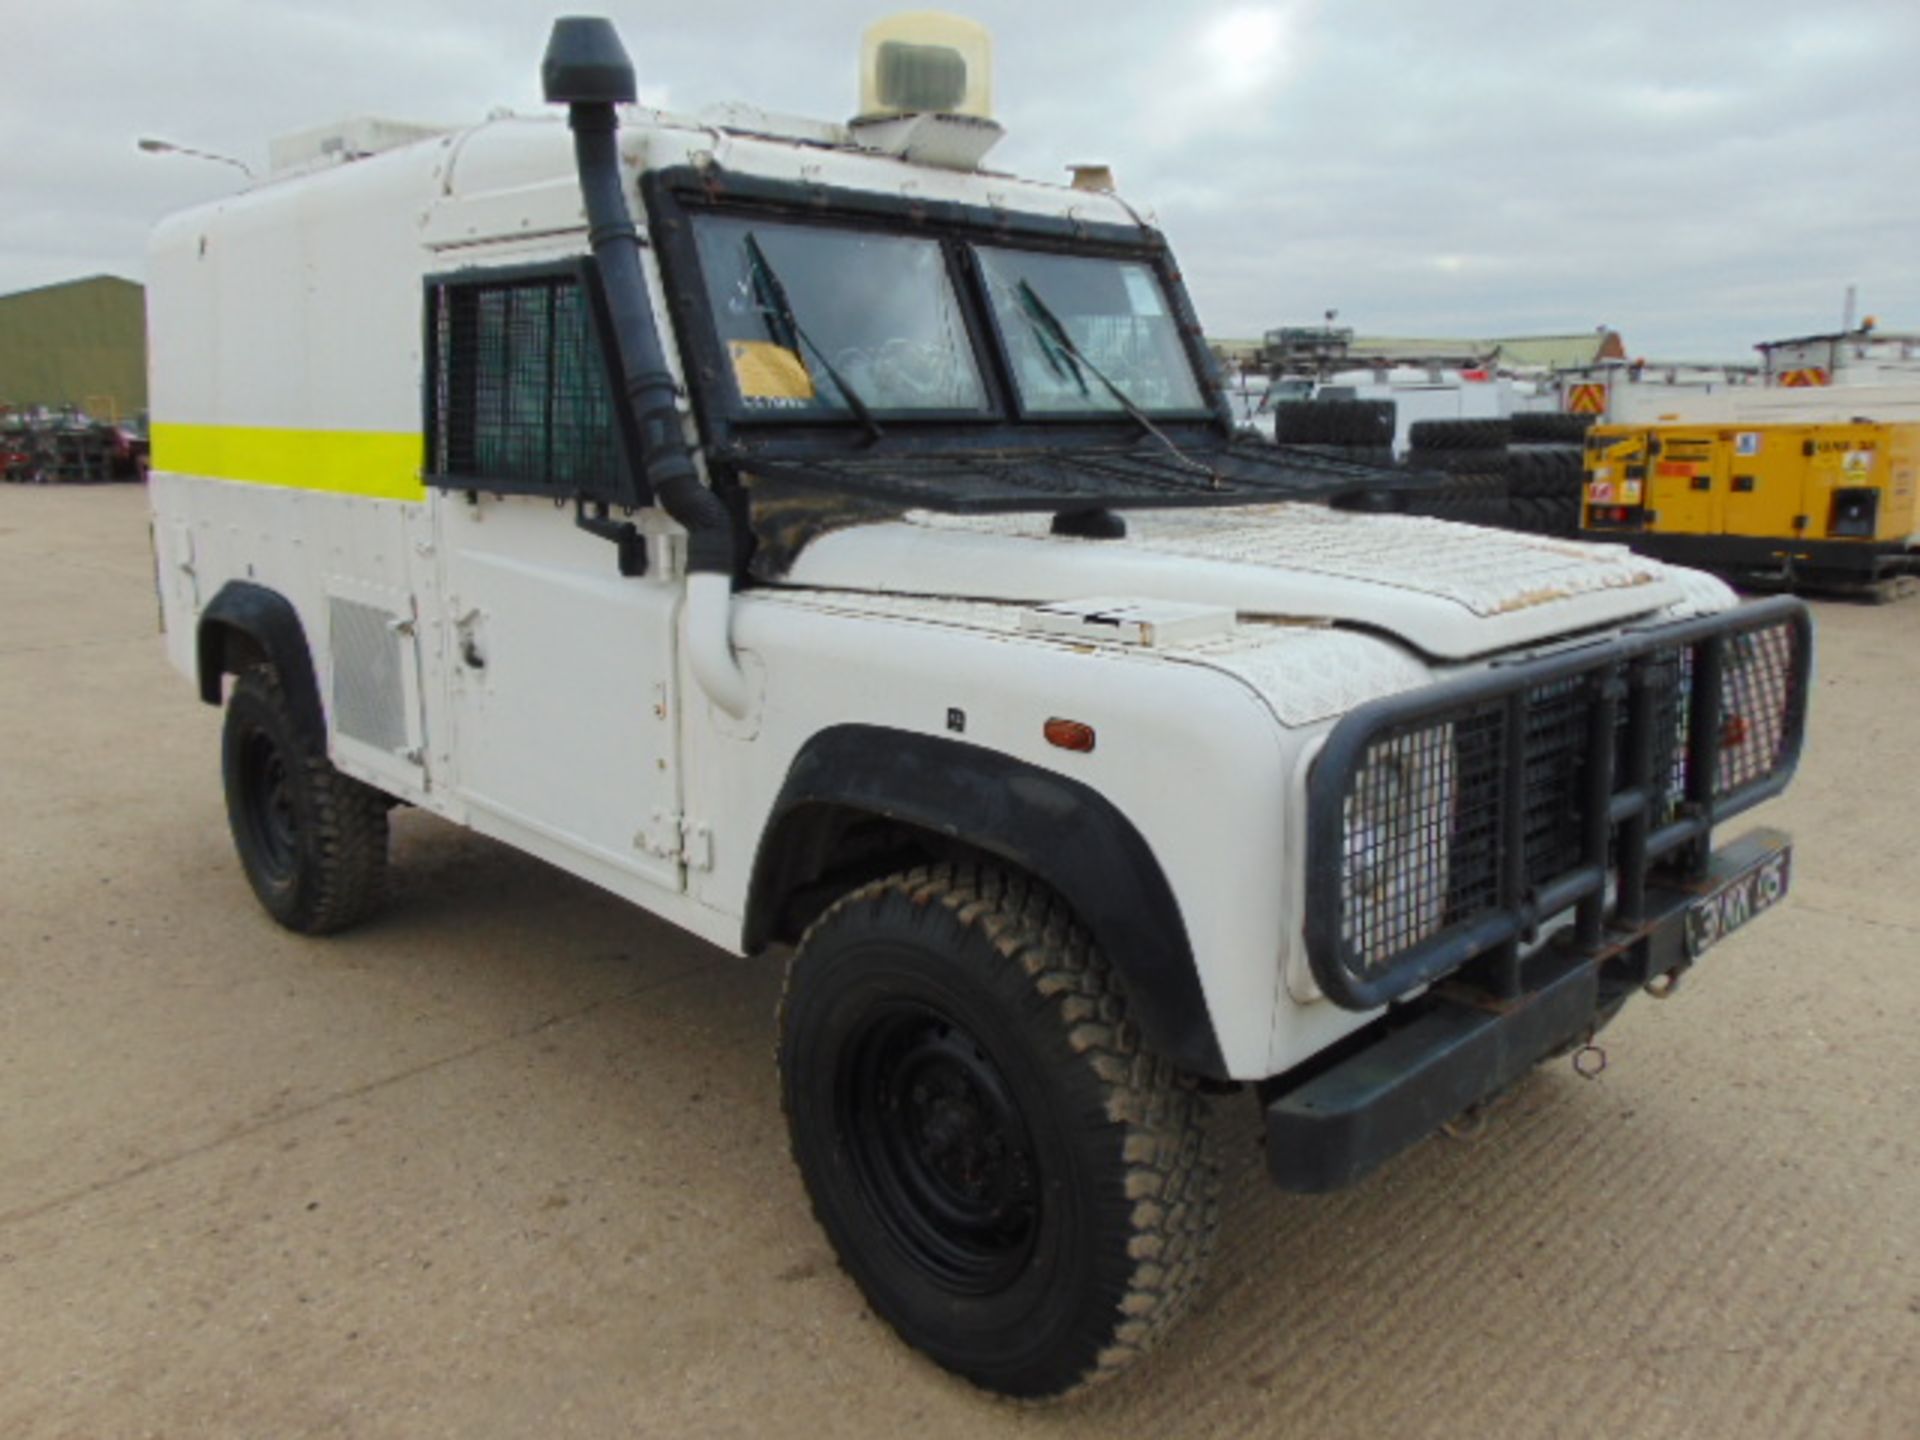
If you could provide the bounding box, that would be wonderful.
[240,728,298,880]
[839,1001,1041,1295]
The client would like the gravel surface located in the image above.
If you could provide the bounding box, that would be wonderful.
[2,484,1915,1438]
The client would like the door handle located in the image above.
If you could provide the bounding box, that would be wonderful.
[454,608,486,669]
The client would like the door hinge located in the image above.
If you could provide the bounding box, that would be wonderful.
[636,811,714,871]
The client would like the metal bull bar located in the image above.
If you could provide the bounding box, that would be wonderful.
[1302,595,1812,1013]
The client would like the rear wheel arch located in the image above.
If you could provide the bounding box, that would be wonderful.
[197,581,325,742]
[744,725,1228,1080]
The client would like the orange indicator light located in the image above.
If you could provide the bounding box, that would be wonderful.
[1044,718,1096,753]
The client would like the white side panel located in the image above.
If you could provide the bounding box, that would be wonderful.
[439,493,685,894]
[149,134,457,432]
[145,475,441,807]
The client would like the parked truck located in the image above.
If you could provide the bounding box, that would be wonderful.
[146,16,1810,1398]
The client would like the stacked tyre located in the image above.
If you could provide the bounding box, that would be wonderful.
[1269,399,1397,468]
[1509,411,1596,444]
[1402,418,1512,527]
[1505,445,1586,537]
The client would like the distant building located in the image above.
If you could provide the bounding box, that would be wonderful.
[0,275,148,419]
[1220,324,1626,377]
[1335,330,1624,372]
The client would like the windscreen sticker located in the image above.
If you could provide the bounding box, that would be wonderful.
[1121,268,1165,317]
[728,340,815,402]
[1736,431,1761,456]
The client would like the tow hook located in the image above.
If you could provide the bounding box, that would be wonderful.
[1643,969,1685,1000]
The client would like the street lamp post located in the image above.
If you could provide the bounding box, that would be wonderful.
[136,137,254,180]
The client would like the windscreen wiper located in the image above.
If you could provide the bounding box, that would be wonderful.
[1013,280,1216,482]
[743,233,883,443]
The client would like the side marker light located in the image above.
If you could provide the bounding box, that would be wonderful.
[1044,718,1096,753]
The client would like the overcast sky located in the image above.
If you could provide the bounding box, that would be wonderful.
[7,0,1915,359]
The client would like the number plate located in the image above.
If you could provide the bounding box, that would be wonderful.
[1685,848,1791,958]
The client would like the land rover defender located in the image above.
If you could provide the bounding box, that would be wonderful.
[145,16,1810,1398]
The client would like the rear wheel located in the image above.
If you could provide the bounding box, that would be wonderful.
[222,666,389,934]
[778,864,1219,1400]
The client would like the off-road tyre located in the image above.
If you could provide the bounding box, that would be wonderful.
[1546,492,1582,535]
[1271,398,1396,448]
[1407,472,1510,527]
[222,665,389,934]
[1409,417,1511,452]
[1507,444,1584,499]
[778,863,1219,1400]
[1405,446,1512,477]
[1510,411,1595,443]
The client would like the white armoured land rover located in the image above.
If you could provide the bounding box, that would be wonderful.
[145,16,1810,1398]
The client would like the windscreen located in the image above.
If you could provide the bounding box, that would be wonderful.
[693,215,988,417]
[975,246,1207,416]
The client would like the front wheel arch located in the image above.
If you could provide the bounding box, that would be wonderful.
[744,725,1227,1080]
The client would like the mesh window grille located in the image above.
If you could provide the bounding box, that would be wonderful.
[427,269,622,495]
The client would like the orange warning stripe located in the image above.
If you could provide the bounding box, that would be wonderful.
[1778,367,1830,388]
[1567,383,1605,414]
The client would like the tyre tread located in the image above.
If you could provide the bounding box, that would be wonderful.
[230,666,388,934]
[783,862,1220,1399]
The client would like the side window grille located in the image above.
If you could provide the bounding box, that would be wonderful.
[424,265,636,502]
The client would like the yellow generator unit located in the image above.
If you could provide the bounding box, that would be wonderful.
[1581,420,1920,586]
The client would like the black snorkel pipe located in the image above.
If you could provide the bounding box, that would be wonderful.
[542,17,749,716]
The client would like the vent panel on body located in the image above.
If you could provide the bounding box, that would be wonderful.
[329,597,408,753]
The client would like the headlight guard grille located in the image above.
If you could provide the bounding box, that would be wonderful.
[1307,597,1811,1010]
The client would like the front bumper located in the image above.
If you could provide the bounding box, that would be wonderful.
[1262,826,1790,1193]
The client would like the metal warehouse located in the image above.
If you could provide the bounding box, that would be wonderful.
[0,274,148,418]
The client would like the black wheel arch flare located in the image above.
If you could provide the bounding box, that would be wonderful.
[196,581,326,744]
[745,724,1228,1080]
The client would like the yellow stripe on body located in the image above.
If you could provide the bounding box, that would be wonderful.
[151,423,426,502]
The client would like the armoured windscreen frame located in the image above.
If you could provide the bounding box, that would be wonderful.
[422,257,648,508]
[638,166,1239,457]
[1302,596,1812,1011]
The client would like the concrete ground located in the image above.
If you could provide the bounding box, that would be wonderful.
[2,483,1914,1439]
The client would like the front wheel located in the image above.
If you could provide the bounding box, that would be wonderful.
[778,864,1219,1400]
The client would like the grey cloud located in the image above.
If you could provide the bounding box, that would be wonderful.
[4,0,1913,359]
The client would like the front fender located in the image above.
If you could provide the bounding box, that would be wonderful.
[745,724,1226,1079]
